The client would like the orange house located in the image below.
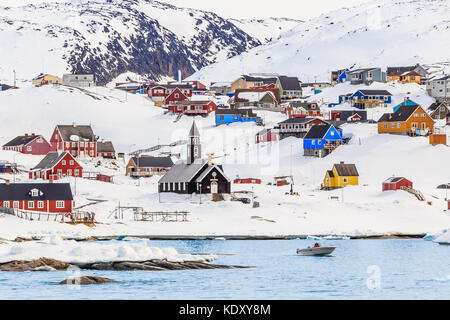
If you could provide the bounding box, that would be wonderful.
[378,105,434,135]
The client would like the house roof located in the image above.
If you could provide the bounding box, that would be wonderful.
[2,135,40,147]
[234,88,280,103]
[0,183,73,201]
[304,124,332,139]
[176,100,213,106]
[215,109,257,116]
[242,75,278,83]
[131,156,173,168]
[357,90,392,96]
[32,152,72,170]
[378,105,419,122]
[278,76,301,91]
[396,99,419,108]
[334,163,359,177]
[289,102,319,110]
[279,117,326,125]
[56,125,96,142]
[195,164,230,183]
[348,68,379,74]
[384,177,409,183]
[386,66,416,76]
[256,129,271,136]
[97,141,115,153]
[158,159,207,183]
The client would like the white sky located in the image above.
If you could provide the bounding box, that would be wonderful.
[2,0,370,20]
[162,0,370,20]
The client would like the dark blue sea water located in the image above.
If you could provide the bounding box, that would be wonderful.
[0,239,448,300]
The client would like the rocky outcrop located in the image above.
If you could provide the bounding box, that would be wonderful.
[0,258,72,271]
[0,257,250,271]
[59,276,118,285]
[76,260,250,271]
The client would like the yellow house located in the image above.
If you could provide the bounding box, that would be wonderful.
[32,74,62,86]
[399,71,421,84]
[323,162,359,190]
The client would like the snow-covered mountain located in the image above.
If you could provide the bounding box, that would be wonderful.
[1,0,283,83]
[188,0,450,83]
[228,18,303,43]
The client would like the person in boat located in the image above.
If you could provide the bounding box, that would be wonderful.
[314,243,321,248]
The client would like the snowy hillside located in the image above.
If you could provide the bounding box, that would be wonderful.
[0,0,262,83]
[188,0,450,83]
[0,83,449,239]
[228,18,303,43]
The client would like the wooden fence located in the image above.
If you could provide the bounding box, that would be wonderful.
[0,206,95,223]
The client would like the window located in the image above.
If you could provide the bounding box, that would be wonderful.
[28,201,34,209]
[67,169,72,176]
[13,201,19,209]
[312,140,315,145]
[391,123,395,128]
[26,146,32,152]
[415,114,419,117]
[56,201,64,208]
[37,138,43,143]
[90,142,95,147]
[331,131,334,136]
[66,142,70,148]
[62,160,66,165]
[384,123,387,129]
[397,123,400,128]
[90,150,94,156]
[80,142,84,147]
[70,160,74,165]
[75,169,79,176]
[3,201,9,208]
[318,140,322,145]
[72,142,76,147]
[31,189,38,197]
[343,178,348,183]
[38,201,44,209]
[175,94,179,98]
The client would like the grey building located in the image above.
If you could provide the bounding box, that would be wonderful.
[63,74,95,87]
[348,68,387,85]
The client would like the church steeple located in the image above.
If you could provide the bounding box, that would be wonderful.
[187,121,201,165]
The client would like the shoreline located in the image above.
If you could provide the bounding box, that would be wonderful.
[67,233,428,241]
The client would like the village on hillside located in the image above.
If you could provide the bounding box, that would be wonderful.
[0,64,449,239]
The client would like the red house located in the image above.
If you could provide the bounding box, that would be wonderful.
[0,183,73,213]
[50,124,97,158]
[255,129,278,144]
[234,178,262,184]
[382,177,413,191]
[29,152,83,180]
[168,100,216,115]
[97,141,116,159]
[148,85,193,106]
[2,134,51,155]
[164,88,189,105]
[284,102,322,118]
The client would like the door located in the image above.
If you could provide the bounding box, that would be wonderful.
[211,182,218,194]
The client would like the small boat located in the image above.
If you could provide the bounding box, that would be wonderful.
[306,235,322,240]
[297,244,336,256]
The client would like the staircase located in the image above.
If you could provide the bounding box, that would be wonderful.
[401,186,425,201]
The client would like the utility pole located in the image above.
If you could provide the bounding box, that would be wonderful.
[13,70,16,88]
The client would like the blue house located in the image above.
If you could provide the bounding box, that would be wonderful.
[215,109,261,126]
[393,99,419,113]
[303,124,343,158]
[350,90,392,109]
